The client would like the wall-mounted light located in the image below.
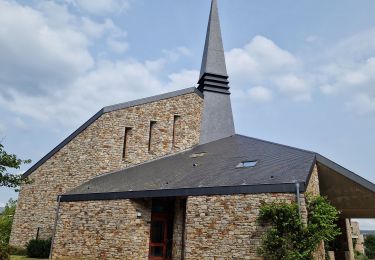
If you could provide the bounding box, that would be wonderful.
[136,210,142,218]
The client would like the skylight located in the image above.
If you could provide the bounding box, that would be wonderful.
[190,152,206,158]
[236,160,257,168]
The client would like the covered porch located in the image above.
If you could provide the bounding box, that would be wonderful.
[317,155,375,259]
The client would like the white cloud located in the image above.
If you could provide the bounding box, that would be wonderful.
[316,28,375,114]
[0,0,94,93]
[329,28,375,62]
[107,37,129,53]
[0,123,5,135]
[225,29,375,113]
[81,17,119,38]
[247,86,273,103]
[320,84,336,95]
[0,57,200,127]
[225,36,310,103]
[162,47,193,62]
[13,117,28,129]
[354,219,375,230]
[275,74,311,101]
[0,58,168,126]
[166,69,199,90]
[72,0,130,16]
[227,36,299,84]
[305,35,320,43]
[0,0,128,96]
[347,93,375,115]
[2,0,375,129]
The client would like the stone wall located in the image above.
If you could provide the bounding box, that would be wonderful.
[183,167,322,260]
[52,199,151,259]
[306,164,320,197]
[184,193,296,259]
[10,92,203,248]
[172,198,186,259]
[351,221,365,254]
[305,164,325,260]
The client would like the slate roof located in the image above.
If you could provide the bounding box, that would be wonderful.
[62,134,318,201]
[23,87,203,178]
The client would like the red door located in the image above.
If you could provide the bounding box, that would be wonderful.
[149,200,174,260]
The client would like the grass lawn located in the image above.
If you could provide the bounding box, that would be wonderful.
[10,256,48,260]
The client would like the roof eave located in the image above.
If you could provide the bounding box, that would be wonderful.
[316,153,375,192]
[60,182,306,202]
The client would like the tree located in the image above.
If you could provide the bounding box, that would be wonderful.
[0,199,17,245]
[0,143,31,189]
[365,235,375,259]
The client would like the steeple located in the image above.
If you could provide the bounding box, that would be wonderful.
[198,0,230,94]
[198,0,235,144]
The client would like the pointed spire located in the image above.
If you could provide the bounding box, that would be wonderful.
[198,0,230,94]
[198,0,235,144]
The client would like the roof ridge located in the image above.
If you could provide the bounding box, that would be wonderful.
[235,134,316,155]
[103,87,203,113]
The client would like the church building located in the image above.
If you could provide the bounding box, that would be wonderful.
[10,1,375,259]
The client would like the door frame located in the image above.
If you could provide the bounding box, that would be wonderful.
[148,200,174,260]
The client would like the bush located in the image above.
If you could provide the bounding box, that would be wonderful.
[9,245,27,256]
[26,239,51,258]
[0,243,9,260]
[355,251,369,260]
[258,195,341,260]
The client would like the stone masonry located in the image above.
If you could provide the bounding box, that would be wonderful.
[184,193,297,259]
[10,92,203,248]
[52,199,151,259]
[183,165,322,260]
[306,164,320,197]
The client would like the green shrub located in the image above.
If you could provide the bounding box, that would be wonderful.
[26,239,51,258]
[355,251,369,260]
[8,245,27,256]
[0,243,10,260]
[258,195,341,260]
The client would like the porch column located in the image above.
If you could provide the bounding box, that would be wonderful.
[334,218,354,260]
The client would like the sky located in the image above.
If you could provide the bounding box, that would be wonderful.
[0,0,375,229]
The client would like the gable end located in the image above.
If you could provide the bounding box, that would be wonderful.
[23,87,203,178]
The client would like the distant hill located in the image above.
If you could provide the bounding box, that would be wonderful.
[362,230,375,237]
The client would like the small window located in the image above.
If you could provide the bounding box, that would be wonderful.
[236,160,257,168]
[148,121,157,153]
[172,115,181,148]
[122,127,132,160]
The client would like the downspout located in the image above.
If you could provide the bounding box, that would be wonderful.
[295,182,301,218]
[49,195,61,260]
[181,198,187,260]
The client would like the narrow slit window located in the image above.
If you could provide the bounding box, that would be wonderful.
[122,127,132,160]
[172,115,181,148]
[148,121,157,153]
